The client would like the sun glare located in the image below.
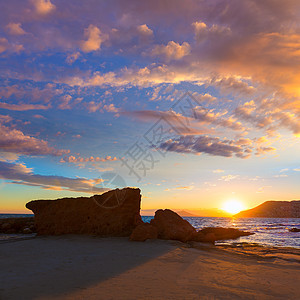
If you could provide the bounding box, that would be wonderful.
[222,199,244,215]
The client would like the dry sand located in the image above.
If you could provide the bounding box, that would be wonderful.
[0,236,299,300]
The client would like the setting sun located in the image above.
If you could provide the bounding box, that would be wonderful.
[222,200,244,215]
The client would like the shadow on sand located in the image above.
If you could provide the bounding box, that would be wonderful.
[0,235,179,299]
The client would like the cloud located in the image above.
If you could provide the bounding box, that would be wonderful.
[273,174,288,178]
[0,124,68,156]
[80,25,107,52]
[66,52,80,64]
[175,185,194,190]
[158,135,252,158]
[219,174,239,181]
[151,41,191,61]
[0,161,108,193]
[192,21,231,41]
[58,95,72,110]
[103,103,120,113]
[61,63,210,88]
[60,155,117,163]
[0,38,8,53]
[211,76,256,96]
[234,99,300,136]
[6,22,26,35]
[123,107,244,133]
[213,169,224,173]
[0,114,12,123]
[122,109,214,135]
[0,102,50,111]
[31,0,56,15]
[137,24,153,36]
[257,185,272,193]
[255,146,276,156]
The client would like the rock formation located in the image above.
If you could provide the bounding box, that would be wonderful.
[26,188,142,236]
[150,209,196,242]
[234,200,300,218]
[24,187,255,243]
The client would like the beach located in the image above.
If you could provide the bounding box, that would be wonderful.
[0,236,299,300]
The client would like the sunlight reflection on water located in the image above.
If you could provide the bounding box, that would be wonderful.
[142,216,300,248]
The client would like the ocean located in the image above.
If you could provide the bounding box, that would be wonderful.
[1,214,299,248]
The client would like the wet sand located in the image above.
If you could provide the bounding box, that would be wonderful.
[0,236,299,300]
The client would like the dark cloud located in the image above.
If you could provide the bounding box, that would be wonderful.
[158,135,252,158]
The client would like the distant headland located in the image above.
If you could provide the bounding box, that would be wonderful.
[235,200,300,218]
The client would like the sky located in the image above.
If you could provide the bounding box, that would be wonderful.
[0,0,300,215]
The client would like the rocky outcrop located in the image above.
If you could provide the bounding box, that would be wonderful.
[150,209,196,242]
[24,188,255,243]
[235,200,300,218]
[130,223,158,241]
[26,188,141,236]
[0,217,35,234]
[192,227,254,243]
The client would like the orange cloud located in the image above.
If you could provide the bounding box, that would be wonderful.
[80,25,107,52]
[31,0,56,15]
[6,23,26,35]
[151,41,191,61]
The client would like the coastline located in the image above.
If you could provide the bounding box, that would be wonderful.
[0,236,299,300]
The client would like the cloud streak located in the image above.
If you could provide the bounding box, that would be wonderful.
[0,161,107,193]
[158,135,252,158]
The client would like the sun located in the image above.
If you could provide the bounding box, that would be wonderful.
[222,199,244,215]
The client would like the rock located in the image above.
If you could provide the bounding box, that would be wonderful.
[150,209,196,242]
[289,228,300,232]
[130,223,158,241]
[22,227,32,234]
[26,187,141,236]
[194,227,254,241]
[0,217,35,234]
[192,232,216,244]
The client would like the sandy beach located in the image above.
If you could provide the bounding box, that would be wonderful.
[0,236,299,300]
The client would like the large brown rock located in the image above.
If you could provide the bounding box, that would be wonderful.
[26,188,141,236]
[150,209,196,242]
[130,223,158,241]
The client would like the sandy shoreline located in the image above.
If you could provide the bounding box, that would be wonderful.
[0,236,299,300]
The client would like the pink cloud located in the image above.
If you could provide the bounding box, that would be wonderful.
[0,102,50,111]
[0,124,68,156]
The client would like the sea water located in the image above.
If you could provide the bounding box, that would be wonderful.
[1,214,299,248]
[143,216,300,248]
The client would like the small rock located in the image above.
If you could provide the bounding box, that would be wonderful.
[23,227,32,234]
[130,223,158,241]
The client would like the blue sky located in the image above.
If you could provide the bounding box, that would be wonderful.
[0,0,300,214]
